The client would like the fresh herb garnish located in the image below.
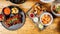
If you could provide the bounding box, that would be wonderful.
[9,18,18,24]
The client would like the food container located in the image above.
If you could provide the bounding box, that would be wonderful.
[40,12,53,26]
[51,1,60,16]
[1,6,26,30]
[27,3,53,30]
[27,3,46,23]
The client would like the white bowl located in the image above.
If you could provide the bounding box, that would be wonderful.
[40,12,53,26]
[40,0,55,3]
[51,3,60,16]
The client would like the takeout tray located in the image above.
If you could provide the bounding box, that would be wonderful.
[26,3,55,30]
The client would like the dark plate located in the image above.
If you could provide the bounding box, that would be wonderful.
[10,0,26,4]
[1,6,26,30]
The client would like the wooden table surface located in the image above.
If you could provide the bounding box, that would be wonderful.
[0,0,60,34]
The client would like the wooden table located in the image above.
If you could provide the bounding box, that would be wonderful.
[0,0,60,34]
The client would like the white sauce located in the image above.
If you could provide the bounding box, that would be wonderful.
[32,17,38,23]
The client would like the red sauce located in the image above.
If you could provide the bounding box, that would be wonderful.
[30,13,34,18]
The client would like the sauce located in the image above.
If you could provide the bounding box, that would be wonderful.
[4,7,10,15]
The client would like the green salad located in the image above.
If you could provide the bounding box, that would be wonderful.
[53,5,60,14]
[56,6,60,12]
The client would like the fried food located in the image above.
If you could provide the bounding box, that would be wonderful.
[41,14,51,24]
[12,7,19,14]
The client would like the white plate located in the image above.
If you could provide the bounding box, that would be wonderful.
[40,0,55,3]
[51,3,60,16]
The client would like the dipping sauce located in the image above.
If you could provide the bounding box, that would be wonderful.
[3,7,10,15]
[29,13,34,18]
[32,17,38,23]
